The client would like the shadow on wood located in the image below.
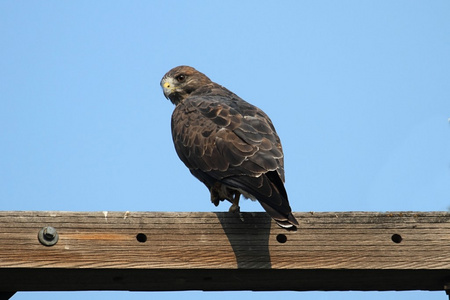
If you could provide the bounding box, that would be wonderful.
[215,212,272,269]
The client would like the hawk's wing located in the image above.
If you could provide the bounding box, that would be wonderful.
[171,93,295,220]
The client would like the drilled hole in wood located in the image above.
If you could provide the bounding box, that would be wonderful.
[136,233,147,243]
[276,233,287,243]
[391,233,402,244]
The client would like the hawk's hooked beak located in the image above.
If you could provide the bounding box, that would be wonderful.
[161,78,175,99]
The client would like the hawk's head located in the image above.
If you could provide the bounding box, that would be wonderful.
[160,66,212,105]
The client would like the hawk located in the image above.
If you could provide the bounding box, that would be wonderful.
[160,66,299,230]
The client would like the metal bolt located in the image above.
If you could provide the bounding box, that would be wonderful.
[43,226,57,240]
[38,226,59,246]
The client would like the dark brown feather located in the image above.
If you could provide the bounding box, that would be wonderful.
[161,66,299,230]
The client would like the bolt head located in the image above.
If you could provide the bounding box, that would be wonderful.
[43,226,56,240]
[38,226,59,246]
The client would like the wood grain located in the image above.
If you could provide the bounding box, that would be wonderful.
[0,211,449,292]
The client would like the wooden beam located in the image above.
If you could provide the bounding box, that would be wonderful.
[0,211,449,293]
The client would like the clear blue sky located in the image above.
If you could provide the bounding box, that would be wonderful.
[1,1,449,299]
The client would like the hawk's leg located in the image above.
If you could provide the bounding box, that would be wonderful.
[228,192,241,213]
[210,189,220,207]
[210,182,223,207]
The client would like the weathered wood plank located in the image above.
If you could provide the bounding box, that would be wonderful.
[0,211,449,292]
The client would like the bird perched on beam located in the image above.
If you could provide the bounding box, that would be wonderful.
[160,66,299,230]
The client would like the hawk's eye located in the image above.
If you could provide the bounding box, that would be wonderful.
[175,74,186,82]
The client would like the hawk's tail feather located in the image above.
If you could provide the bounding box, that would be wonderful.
[222,173,299,231]
[259,201,299,231]
[275,219,298,231]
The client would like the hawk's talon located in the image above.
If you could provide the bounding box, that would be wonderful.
[229,204,240,213]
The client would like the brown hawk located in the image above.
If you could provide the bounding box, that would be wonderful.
[160,66,299,230]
